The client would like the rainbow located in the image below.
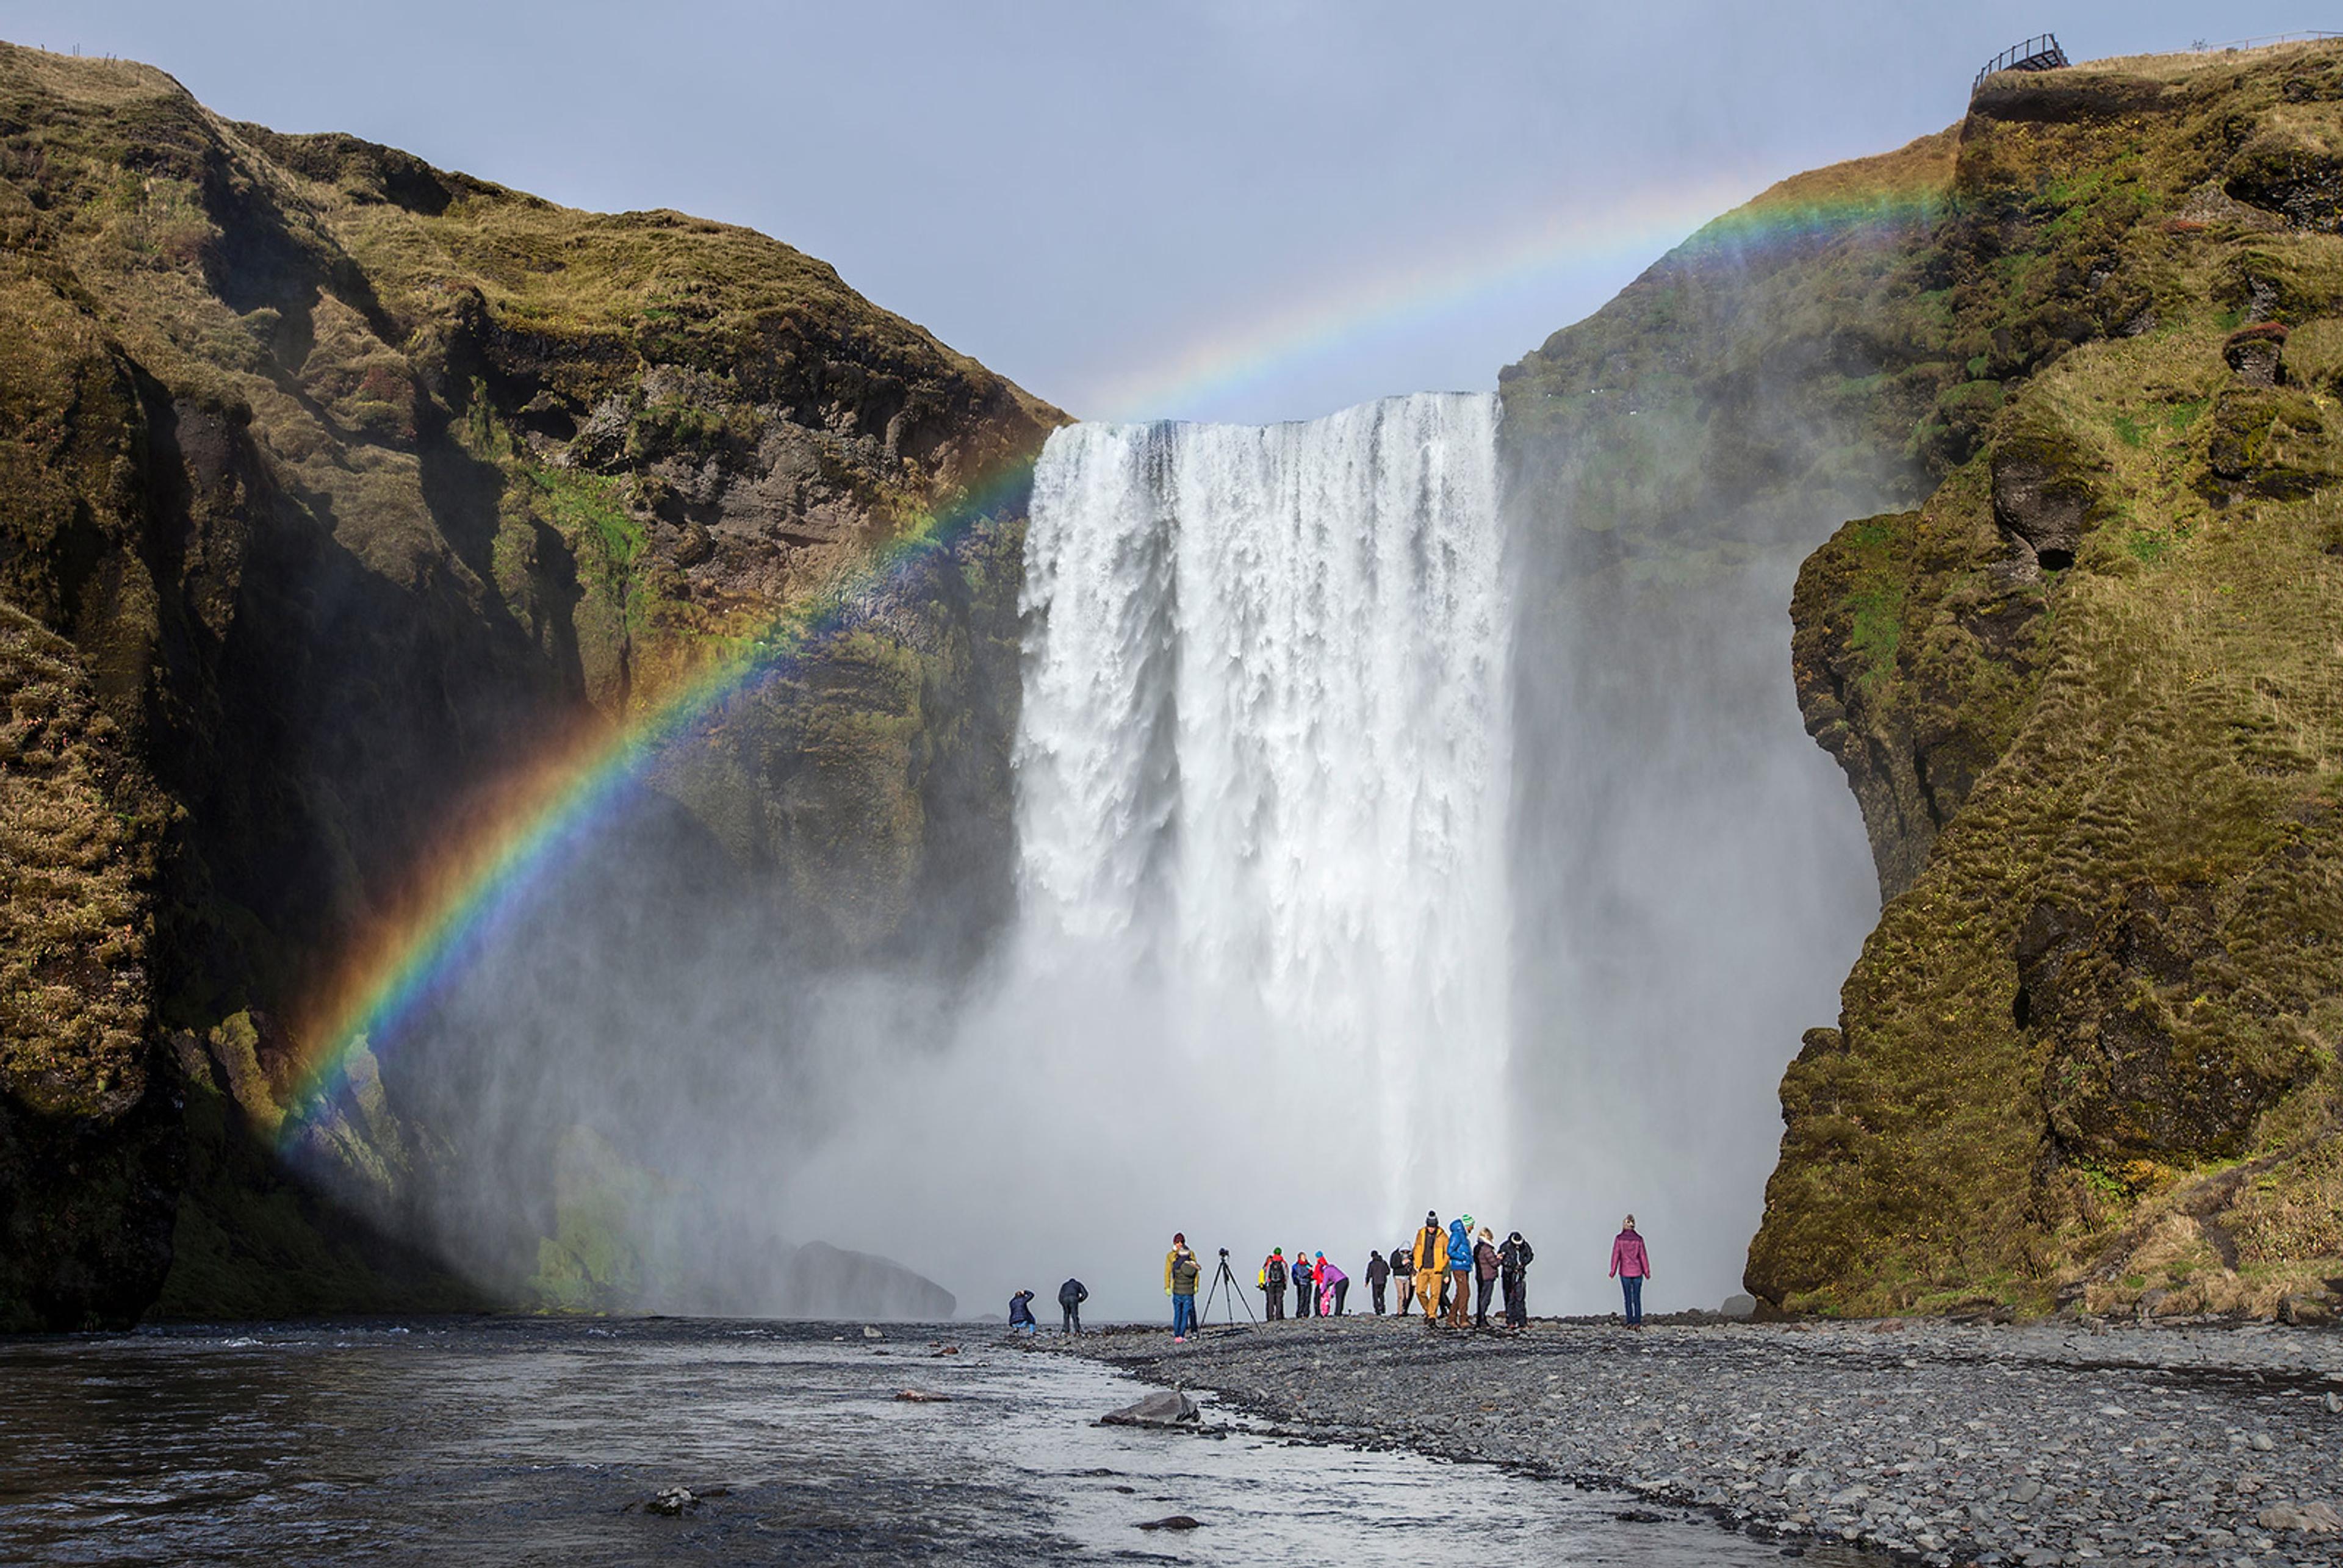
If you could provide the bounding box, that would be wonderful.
[283,153,1957,1135]
[278,458,1040,1139]
[1092,148,1952,422]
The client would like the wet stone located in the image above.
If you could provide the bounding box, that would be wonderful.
[1059,1313,2343,1566]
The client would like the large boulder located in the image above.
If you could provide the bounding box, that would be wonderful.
[1101,1389,1201,1428]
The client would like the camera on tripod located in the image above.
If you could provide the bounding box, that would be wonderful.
[1201,1246,1256,1330]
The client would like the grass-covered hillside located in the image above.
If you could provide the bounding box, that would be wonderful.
[1505,37,2343,1321]
[1750,41,2343,1321]
[0,42,1058,1328]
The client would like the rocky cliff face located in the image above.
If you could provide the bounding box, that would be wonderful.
[1746,44,2343,1318]
[1505,39,2343,1320]
[0,43,1057,1328]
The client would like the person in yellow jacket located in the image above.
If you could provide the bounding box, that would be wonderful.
[1163,1232,1189,1297]
[1413,1210,1448,1325]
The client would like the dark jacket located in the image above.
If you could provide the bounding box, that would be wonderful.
[1474,1239,1501,1281]
[1366,1251,1391,1286]
[1292,1257,1314,1288]
[1059,1278,1088,1307]
[1499,1235,1534,1276]
[1009,1290,1037,1325]
[1264,1255,1287,1287]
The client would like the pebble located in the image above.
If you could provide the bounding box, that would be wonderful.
[1053,1314,2343,1565]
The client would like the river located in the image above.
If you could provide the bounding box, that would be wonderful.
[0,1316,1902,1564]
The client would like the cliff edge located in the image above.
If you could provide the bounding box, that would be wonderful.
[0,42,1059,1327]
[1748,41,2343,1318]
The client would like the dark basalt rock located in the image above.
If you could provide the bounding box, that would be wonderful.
[2223,322,2291,387]
[1990,421,2099,572]
[2223,136,2343,232]
[1103,1389,1201,1428]
[0,1059,184,1332]
[2019,884,2310,1165]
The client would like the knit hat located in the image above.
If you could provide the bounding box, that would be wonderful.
[1461,1214,1474,1228]
[1272,1247,1283,1257]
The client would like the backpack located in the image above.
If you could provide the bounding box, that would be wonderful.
[1266,1257,1286,1287]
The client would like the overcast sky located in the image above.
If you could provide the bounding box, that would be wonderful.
[9,2,2327,422]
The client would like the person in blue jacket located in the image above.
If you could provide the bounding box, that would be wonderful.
[1292,1251,1315,1318]
[1009,1289,1038,1335]
[1445,1215,1474,1329]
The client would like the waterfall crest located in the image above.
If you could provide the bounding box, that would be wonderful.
[1014,392,1514,1220]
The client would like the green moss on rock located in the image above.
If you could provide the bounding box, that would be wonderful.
[1747,41,2343,1318]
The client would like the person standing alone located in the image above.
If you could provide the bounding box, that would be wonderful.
[1365,1246,1391,1314]
[1058,1277,1088,1335]
[1168,1240,1201,1341]
[1498,1230,1535,1328]
[1610,1215,1652,1326]
[1413,1212,1447,1325]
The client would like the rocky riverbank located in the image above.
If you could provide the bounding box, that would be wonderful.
[1047,1313,2343,1566]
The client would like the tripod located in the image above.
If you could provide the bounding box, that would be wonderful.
[1200,1248,1259,1331]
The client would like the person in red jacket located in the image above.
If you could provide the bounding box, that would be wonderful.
[1609,1215,1652,1326]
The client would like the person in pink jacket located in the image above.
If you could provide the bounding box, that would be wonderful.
[1608,1215,1652,1326]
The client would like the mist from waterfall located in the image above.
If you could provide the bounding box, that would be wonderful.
[791,394,1512,1317]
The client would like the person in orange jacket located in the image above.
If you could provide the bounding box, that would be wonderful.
[1412,1210,1448,1325]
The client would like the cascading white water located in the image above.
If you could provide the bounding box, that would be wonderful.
[1015,392,1514,1222]
[777,393,1514,1311]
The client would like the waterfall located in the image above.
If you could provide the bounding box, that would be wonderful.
[1013,392,1514,1225]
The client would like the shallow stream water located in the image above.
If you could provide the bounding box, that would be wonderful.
[0,1318,1868,1564]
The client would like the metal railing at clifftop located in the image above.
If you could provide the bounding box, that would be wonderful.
[1971,33,2070,96]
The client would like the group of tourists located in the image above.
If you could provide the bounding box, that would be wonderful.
[1150,1215,1653,1342]
[1253,1246,1353,1320]
[1010,1215,1654,1340]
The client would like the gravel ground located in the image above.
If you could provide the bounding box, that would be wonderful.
[1042,1312,2343,1567]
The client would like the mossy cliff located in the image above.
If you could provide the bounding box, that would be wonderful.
[1749,43,2343,1321]
[0,43,1057,1328]
[1505,40,2343,1319]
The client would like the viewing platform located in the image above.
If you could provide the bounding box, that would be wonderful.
[1971,32,2069,96]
